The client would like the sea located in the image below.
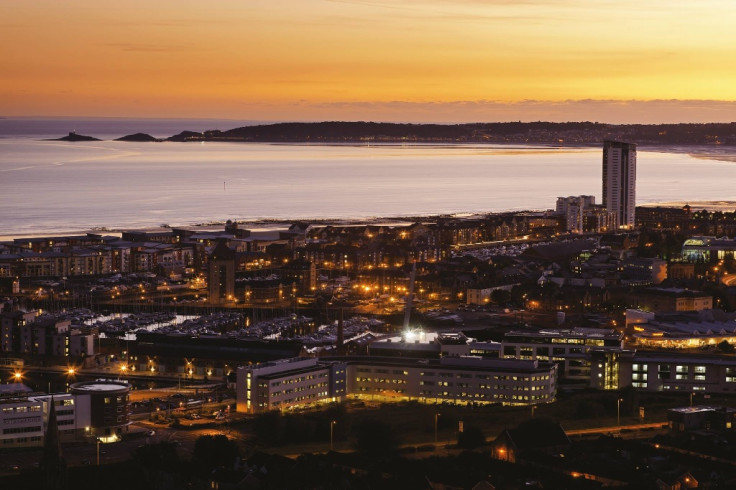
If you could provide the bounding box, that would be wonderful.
[1,117,736,239]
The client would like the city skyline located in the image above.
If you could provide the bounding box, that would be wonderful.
[3,1,736,123]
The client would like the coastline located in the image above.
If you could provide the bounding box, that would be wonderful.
[3,201,735,242]
[639,200,736,211]
[0,213,509,241]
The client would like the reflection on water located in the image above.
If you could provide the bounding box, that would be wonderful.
[2,139,736,237]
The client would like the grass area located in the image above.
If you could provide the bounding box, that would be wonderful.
[241,389,733,457]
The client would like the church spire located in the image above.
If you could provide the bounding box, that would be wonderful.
[41,396,67,490]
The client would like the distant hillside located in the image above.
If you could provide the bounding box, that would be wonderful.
[116,132,160,142]
[53,131,100,142]
[164,121,736,145]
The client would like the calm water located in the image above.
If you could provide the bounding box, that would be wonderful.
[1,119,736,237]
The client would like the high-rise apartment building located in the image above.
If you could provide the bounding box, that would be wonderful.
[602,140,637,229]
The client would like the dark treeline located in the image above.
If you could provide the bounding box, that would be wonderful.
[164,121,736,145]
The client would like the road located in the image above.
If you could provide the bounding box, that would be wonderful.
[566,422,668,437]
[722,273,736,287]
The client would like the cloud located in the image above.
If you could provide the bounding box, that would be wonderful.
[105,43,197,53]
[239,99,736,124]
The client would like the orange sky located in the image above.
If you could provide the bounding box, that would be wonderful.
[3,0,736,123]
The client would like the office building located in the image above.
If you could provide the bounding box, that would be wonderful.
[236,355,558,413]
[0,380,130,448]
[602,140,637,229]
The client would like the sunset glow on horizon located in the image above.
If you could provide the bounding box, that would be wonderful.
[3,0,736,123]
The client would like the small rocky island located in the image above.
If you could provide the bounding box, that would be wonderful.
[53,131,100,142]
[115,132,160,142]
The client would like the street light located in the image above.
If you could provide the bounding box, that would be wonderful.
[434,413,441,443]
[66,367,77,392]
[330,420,336,451]
[617,398,623,426]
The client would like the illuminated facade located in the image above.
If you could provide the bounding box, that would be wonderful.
[0,386,124,448]
[501,328,624,383]
[236,356,558,413]
[682,236,736,263]
[237,358,346,413]
[617,351,736,394]
[626,310,736,349]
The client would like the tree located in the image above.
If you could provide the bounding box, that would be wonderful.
[490,289,511,305]
[457,426,485,449]
[718,340,735,354]
[192,435,239,472]
[355,418,399,459]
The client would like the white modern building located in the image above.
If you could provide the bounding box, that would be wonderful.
[614,351,736,394]
[0,380,130,448]
[501,328,624,384]
[602,140,637,229]
[236,355,558,414]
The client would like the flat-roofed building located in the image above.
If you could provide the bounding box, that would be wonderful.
[349,356,556,406]
[667,406,736,433]
[616,351,736,394]
[0,391,89,448]
[237,358,345,413]
[501,328,624,383]
[236,355,557,413]
[629,315,736,349]
[636,287,712,313]
[0,395,44,448]
[682,236,736,263]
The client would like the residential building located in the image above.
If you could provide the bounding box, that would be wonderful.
[556,195,595,234]
[636,287,713,313]
[602,140,637,229]
[208,240,235,304]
